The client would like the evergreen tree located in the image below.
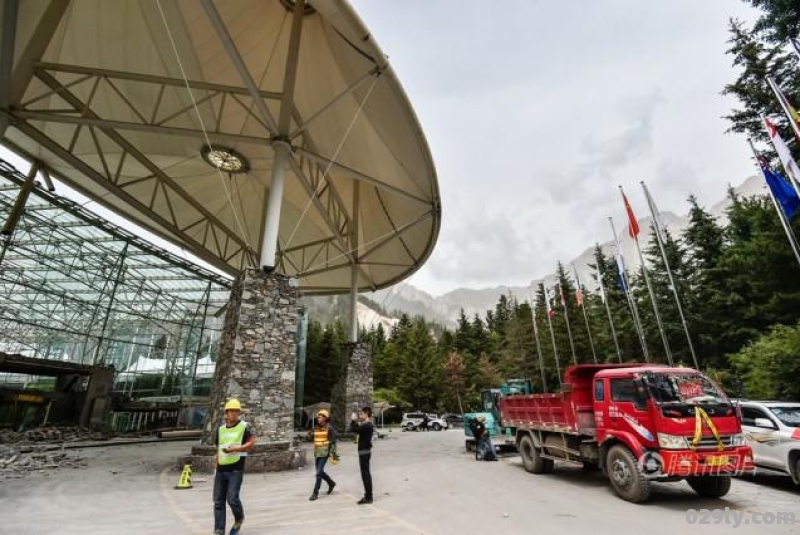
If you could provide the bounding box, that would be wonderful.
[397,318,443,411]
[722,19,800,155]
[682,196,729,369]
[745,0,800,43]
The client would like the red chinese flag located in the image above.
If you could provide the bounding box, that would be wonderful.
[623,192,640,238]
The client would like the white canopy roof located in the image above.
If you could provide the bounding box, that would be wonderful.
[0,0,440,294]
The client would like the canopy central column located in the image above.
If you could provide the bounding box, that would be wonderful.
[260,141,289,270]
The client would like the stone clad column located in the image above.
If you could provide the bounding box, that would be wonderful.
[189,269,305,472]
[330,342,373,433]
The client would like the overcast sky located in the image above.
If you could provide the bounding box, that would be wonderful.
[0,1,763,298]
[351,0,761,296]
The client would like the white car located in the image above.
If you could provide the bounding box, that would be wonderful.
[400,412,449,431]
[739,400,800,484]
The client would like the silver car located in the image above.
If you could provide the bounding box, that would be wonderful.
[739,400,800,484]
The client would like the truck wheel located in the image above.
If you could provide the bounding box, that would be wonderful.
[520,435,553,474]
[686,476,732,499]
[432,423,441,431]
[606,444,651,503]
[406,423,415,432]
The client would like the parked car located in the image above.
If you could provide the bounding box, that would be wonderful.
[400,412,449,431]
[738,400,800,484]
[442,413,464,427]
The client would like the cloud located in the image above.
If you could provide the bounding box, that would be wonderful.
[424,208,552,287]
[541,92,664,205]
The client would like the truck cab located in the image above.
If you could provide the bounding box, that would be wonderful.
[502,364,754,503]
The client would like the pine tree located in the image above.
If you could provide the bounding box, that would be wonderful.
[722,19,800,156]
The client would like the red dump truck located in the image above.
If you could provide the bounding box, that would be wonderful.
[500,364,755,503]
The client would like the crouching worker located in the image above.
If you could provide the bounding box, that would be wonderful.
[214,398,255,535]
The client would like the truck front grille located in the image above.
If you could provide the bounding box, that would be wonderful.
[688,435,733,449]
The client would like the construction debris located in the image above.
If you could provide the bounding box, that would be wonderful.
[0,426,109,444]
[0,444,87,480]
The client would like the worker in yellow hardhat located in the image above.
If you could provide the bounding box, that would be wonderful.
[213,399,255,535]
[309,408,337,501]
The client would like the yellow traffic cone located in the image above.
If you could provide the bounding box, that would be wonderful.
[175,463,193,490]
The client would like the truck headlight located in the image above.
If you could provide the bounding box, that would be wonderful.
[657,433,689,449]
[729,433,745,447]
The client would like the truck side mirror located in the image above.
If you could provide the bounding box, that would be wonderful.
[754,417,777,430]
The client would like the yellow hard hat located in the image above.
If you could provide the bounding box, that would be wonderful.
[224,399,242,411]
[317,409,330,418]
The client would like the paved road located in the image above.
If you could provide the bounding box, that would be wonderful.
[0,429,798,534]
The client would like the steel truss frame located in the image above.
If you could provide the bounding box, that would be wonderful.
[7,56,435,291]
[0,157,230,398]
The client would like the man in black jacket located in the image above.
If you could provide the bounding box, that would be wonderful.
[349,406,374,504]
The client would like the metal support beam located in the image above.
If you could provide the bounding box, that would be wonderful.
[296,147,431,205]
[290,67,380,139]
[200,0,278,135]
[261,141,289,269]
[14,110,273,147]
[349,181,360,342]
[91,242,128,365]
[259,0,307,269]
[9,1,69,105]
[0,0,19,137]
[0,161,39,265]
[2,161,38,236]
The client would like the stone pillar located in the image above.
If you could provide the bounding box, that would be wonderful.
[189,269,305,472]
[330,342,373,434]
[79,367,113,428]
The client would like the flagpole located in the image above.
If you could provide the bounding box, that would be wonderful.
[594,251,623,363]
[609,217,650,362]
[641,181,699,370]
[766,77,800,141]
[542,283,562,387]
[620,186,674,367]
[572,263,598,363]
[528,290,548,392]
[748,139,800,268]
[559,282,578,365]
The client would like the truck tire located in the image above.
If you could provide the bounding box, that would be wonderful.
[432,423,442,431]
[686,476,732,499]
[606,444,651,503]
[520,434,553,474]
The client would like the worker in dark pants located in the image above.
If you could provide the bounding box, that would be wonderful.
[213,398,255,535]
[349,406,375,504]
[310,409,337,501]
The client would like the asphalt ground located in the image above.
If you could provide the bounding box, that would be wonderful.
[0,428,798,534]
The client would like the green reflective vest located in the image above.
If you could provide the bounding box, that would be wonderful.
[218,421,247,466]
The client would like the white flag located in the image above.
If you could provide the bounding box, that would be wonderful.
[792,37,800,62]
[642,183,669,242]
[764,116,800,184]
[595,266,607,304]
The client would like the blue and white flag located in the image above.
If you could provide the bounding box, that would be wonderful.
[759,159,800,219]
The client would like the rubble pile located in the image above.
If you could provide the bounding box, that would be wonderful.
[0,445,87,480]
[0,426,109,444]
